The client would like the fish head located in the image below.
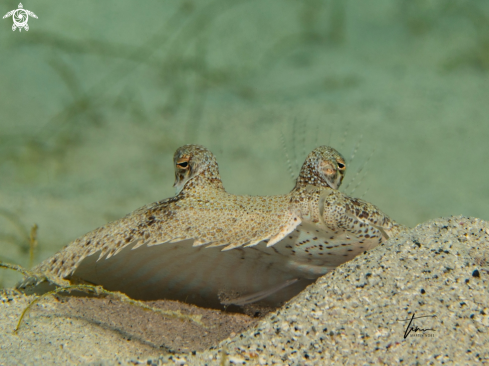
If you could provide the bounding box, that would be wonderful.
[173,144,222,194]
[297,146,346,190]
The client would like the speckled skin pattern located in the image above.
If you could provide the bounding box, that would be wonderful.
[19,145,407,308]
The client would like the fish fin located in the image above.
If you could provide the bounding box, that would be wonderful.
[220,278,299,306]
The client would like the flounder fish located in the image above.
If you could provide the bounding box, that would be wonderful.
[19,145,406,309]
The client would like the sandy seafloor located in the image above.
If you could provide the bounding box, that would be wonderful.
[1,0,489,364]
[1,216,488,365]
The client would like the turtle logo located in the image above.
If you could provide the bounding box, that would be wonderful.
[3,3,38,32]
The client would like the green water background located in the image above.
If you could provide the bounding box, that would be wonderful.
[1,0,489,288]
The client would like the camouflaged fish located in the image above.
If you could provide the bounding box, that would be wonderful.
[19,144,407,309]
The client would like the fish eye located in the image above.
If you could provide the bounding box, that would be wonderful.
[337,162,346,170]
[176,157,190,169]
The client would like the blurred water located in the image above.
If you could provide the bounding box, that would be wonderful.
[1,0,489,288]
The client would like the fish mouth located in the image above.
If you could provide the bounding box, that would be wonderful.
[322,165,343,190]
[325,174,343,190]
[173,171,190,194]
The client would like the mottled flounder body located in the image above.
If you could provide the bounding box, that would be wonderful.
[19,145,406,309]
